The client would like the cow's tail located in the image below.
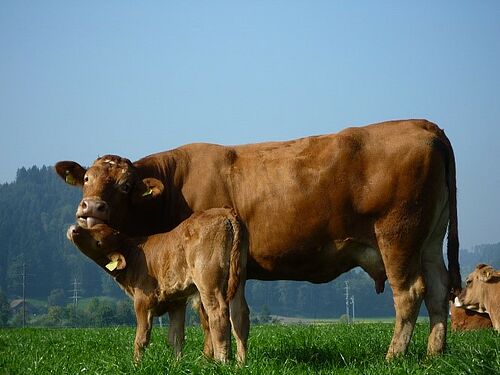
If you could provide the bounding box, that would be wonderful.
[225,209,244,302]
[437,127,462,297]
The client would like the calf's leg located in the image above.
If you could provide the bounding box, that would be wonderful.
[200,291,231,363]
[198,301,214,358]
[133,299,154,362]
[230,282,250,363]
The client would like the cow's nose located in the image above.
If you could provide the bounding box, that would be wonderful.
[76,198,109,222]
[80,198,108,214]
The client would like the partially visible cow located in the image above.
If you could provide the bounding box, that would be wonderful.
[67,207,249,363]
[450,304,492,331]
[454,264,500,331]
[56,119,461,358]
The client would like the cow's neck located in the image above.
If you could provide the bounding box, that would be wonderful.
[133,152,193,234]
[483,284,500,328]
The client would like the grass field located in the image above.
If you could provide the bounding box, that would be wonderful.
[0,323,498,374]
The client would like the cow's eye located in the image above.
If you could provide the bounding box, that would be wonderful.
[120,182,132,194]
[96,241,102,248]
[84,175,89,184]
[465,278,471,286]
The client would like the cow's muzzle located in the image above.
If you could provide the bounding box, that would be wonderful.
[76,197,109,228]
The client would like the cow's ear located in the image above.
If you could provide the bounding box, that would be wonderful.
[54,161,86,187]
[479,267,495,282]
[135,178,164,201]
[480,268,500,283]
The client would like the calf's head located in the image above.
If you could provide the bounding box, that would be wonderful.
[55,155,164,231]
[455,264,500,313]
[67,223,128,271]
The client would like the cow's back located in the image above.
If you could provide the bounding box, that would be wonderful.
[142,119,450,280]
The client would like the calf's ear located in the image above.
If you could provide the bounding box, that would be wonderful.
[106,252,127,271]
[54,161,86,187]
[134,178,164,201]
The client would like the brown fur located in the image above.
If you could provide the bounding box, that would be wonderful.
[455,264,500,331]
[56,119,460,358]
[67,207,248,362]
[450,304,492,331]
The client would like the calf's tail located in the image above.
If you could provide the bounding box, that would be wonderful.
[225,209,244,302]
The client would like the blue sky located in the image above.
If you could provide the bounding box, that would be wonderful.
[0,1,499,249]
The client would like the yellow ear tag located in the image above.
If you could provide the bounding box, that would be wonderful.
[65,172,77,185]
[142,188,153,197]
[105,260,119,271]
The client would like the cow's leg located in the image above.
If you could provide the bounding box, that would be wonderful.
[422,250,449,355]
[133,298,154,362]
[422,208,450,356]
[229,282,250,363]
[167,301,186,358]
[385,273,425,359]
[199,290,231,363]
[377,221,426,359]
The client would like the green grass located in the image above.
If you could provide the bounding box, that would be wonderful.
[0,324,498,374]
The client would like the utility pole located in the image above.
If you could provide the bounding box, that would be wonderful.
[351,295,355,323]
[21,262,26,328]
[14,258,33,328]
[344,281,350,324]
[70,278,81,307]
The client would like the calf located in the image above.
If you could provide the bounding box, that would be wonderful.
[67,207,249,363]
[454,264,500,331]
[450,304,492,331]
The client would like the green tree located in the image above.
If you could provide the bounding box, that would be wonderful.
[47,288,66,307]
[85,298,116,327]
[115,299,134,325]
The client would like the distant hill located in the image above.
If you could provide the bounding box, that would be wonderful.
[460,243,500,275]
[1,166,498,318]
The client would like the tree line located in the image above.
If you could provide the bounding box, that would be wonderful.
[1,166,499,327]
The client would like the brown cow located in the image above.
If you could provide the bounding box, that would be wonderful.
[454,264,500,331]
[450,304,492,331]
[55,119,461,358]
[67,207,249,363]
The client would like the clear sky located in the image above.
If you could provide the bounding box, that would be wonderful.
[0,1,499,250]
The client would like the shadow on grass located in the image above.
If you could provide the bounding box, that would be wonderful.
[247,326,431,373]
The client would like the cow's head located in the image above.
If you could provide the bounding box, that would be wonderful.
[67,223,128,271]
[454,264,500,313]
[55,155,164,231]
